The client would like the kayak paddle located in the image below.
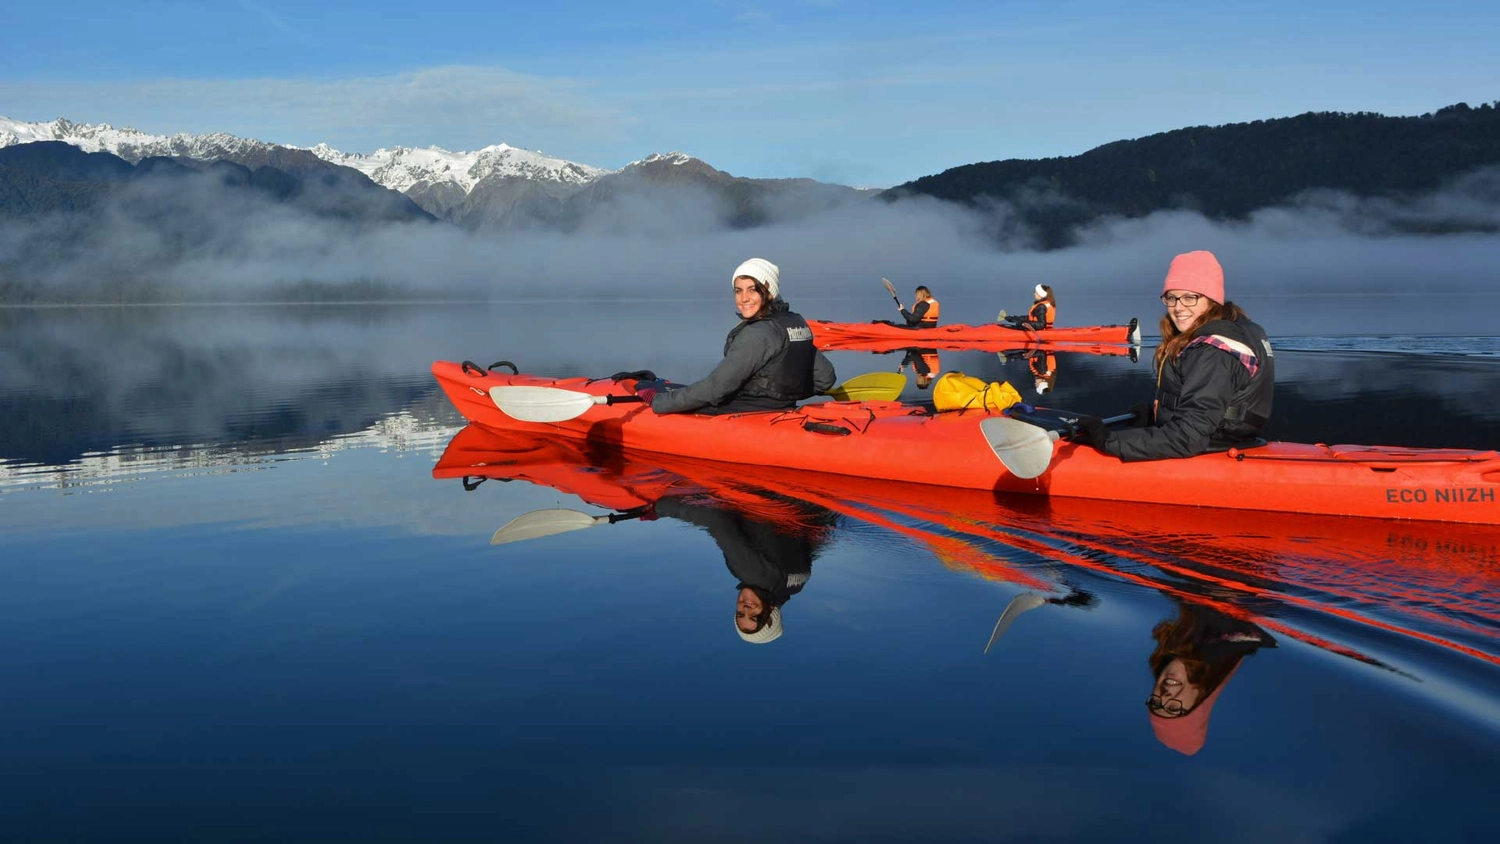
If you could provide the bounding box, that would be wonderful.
[491,373,905,422]
[489,385,644,422]
[881,277,902,313]
[979,411,1135,479]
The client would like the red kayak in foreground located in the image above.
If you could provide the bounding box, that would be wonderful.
[432,361,1500,524]
[808,318,1141,348]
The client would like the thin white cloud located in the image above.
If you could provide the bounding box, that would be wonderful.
[230,0,316,46]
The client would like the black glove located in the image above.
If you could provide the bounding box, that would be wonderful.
[633,378,668,405]
[1073,414,1110,448]
[1129,401,1155,427]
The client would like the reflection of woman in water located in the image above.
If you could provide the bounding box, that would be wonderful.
[899,348,941,391]
[652,493,838,644]
[1146,600,1277,755]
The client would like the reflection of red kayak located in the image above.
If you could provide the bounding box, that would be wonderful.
[808,318,1140,347]
[432,361,1500,524]
[435,424,1500,667]
[819,336,1141,356]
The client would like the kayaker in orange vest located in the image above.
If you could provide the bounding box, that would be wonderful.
[1146,600,1277,755]
[900,348,941,390]
[641,258,837,414]
[1001,284,1056,329]
[1073,251,1274,460]
[897,285,940,327]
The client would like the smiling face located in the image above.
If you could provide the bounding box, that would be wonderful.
[1149,657,1204,717]
[1162,289,1212,332]
[735,587,765,632]
[734,276,765,319]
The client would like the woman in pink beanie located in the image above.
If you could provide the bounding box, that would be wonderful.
[1074,250,1275,461]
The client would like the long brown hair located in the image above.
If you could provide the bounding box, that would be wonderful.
[1153,299,1248,374]
[1148,607,1242,699]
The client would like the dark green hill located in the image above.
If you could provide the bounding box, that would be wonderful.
[884,101,1500,248]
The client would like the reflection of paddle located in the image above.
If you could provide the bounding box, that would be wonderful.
[881,277,902,314]
[491,373,906,423]
[979,411,1136,479]
[983,593,1046,653]
[491,507,648,545]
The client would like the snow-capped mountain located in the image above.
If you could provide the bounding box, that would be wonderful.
[308,142,606,193]
[1,115,869,231]
[0,116,290,167]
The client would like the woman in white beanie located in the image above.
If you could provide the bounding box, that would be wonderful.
[641,258,837,415]
[1002,283,1057,330]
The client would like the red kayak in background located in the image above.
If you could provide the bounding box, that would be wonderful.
[808,317,1141,348]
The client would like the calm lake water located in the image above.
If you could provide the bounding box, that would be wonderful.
[2,298,1498,842]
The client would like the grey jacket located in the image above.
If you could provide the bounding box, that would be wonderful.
[652,305,836,415]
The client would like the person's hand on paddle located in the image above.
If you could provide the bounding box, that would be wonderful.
[1073,414,1110,448]
[633,379,668,405]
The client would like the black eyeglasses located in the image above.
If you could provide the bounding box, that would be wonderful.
[1161,293,1202,307]
[1146,694,1188,716]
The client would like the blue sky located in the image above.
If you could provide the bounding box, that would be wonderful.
[2,0,1497,186]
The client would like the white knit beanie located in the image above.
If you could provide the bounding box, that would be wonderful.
[735,606,783,644]
[732,258,781,301]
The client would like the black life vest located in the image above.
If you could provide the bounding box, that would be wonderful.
[721,306,818,411]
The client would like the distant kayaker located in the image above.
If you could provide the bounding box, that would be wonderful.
[1146,599,1277,756]
[1000,284,1056,329]
[640,258,837,415]
[897,285,940,327]
[1075,251,1274,460]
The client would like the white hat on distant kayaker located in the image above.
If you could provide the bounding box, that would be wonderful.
[1034,283,1047,299]
[735,605,783,644]
[1161,250,1225,305]
[1034,377,1050,395]
[732,258,781,301]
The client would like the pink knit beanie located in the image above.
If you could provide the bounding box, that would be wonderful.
[1161,251,1225,304]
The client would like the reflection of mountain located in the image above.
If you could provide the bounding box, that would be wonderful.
[0,307,461,466]
[0,409,460,493]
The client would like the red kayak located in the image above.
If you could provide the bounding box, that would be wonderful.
[432,361,1500,524]
[808,318,1141,348]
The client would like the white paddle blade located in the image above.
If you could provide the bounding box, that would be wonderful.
[489,385,602,423]
[491,509,606,545]
[882,277,899,297]
[980,416,1060,480]
[1128,317,1141,346]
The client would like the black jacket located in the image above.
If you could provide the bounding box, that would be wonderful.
[898,299,934,327]
[1105,316,1274,462]
[652,300,837,415]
